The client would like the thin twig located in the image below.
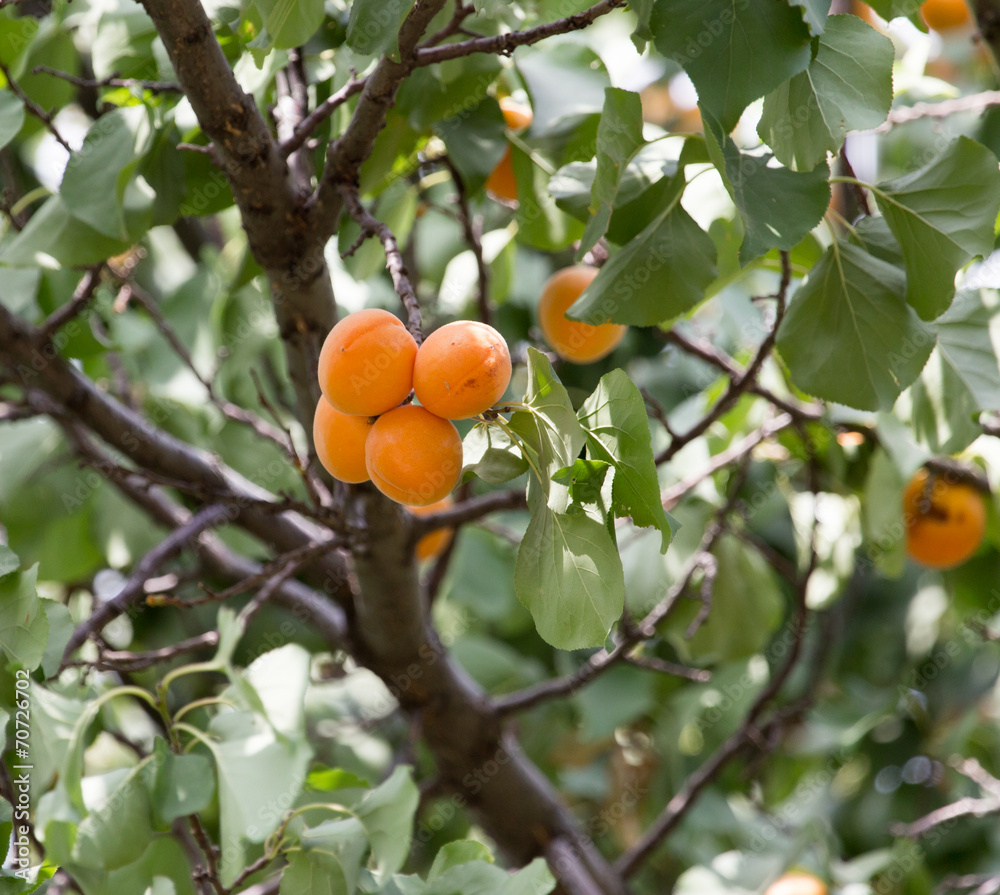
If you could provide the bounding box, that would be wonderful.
[877,90,1000,132]
[59,504,234,668]
[279,76,366,159]
[660,413,794,509]
[340,187,422,341]
[0,59,72,152]
[657,252,793,465]
[38,266,104,338]
[32,65,181,94]
[410,489,526,537]
[624,654,711,683]
[442,156,491,324]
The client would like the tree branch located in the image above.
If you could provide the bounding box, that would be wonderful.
[414,0,626,65]
[59,503,234,667]
[340,186,423,340]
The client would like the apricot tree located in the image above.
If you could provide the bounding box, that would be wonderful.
[2,1,1000,894]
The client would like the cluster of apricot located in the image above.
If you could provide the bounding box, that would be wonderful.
[904,467,987,570]
[313,309,511,509]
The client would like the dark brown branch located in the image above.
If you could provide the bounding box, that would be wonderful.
[60,503,234,667]
[0,59,72,152]
[443,156,491,324]
[624,654,711,683]
[50,421,350,650]
[279,76,366,159]
[657,253,793,465]
[495,532,725,716]
[660,327,822,422]
[38,266,104,338]
[340,187,423,341]
[410,489,527,536]
[660,413,794,507]
[138,0,337,433]
[414,0,626,65]
[72,631,221,673]
[32,65,182,94]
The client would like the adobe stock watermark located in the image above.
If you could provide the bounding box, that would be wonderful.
[9,670,33,881]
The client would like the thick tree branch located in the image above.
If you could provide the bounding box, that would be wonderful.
[137,0,337,432]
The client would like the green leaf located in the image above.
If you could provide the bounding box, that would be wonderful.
[346,0,417,61]
[909,347,983,454]
[776,242,935,411]
[553,458,612,508]
[60,107,154,240]
[299,816,368,894]
[873,136,1000,320]
[758,15,894,171]
[354,765,419,879]
[649,0,813,132]
[865,0,919,19]
[516,43,610,135]
[932,289,1000,410]
[674,535,783,664]
[567,202,717,326]
[280,850,350,895]
[579,87,646,255]
[253,0,325,49]
[572,664,656,740]
[501,858,556,895]
[0,563,47,670]
[0,545,19,577]
[434,98,507,196]
[577,370,673,551]
[39,599,73,679]
[789,0,832,34]
[512,144,584,252]
[400,55,502,132]
[463,424,528,485]
[151,739,215,826]
[425,861,506,895]
[0,89,24,149]
[519,348,588,499]
[706,120,831,264]
[72,762,155,871]
[514,499,625,651]
[0,195,131,268]
[206,711,313,885]
[429,841,494,879]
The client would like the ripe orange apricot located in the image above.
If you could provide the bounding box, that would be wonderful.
[764,873,828,895]
[921,0,971,30]
[904,468,987,570]
[486,98,533,203]
[312,397,374,484]
[538,266,627,364]
[365,405,463,506]
[410,496,455,562]
[318,309,418,417]
[413,321,512,420]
